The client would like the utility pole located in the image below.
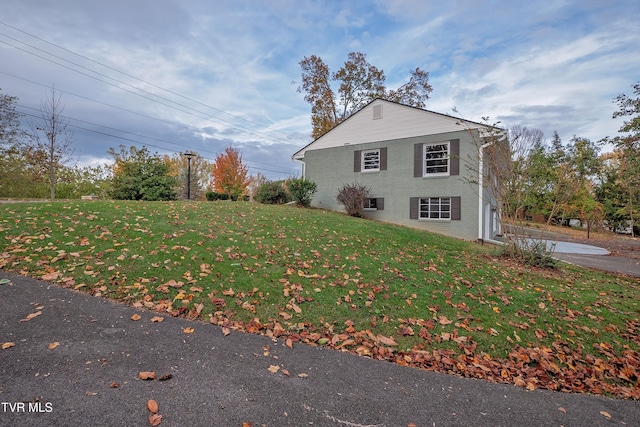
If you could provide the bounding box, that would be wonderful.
[184,152,195,200]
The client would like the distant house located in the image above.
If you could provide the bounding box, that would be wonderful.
[292,99,508,241]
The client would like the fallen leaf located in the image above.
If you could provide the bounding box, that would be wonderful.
[558,407,566,414]
[268,365,280,373]
[183,327,194,334]
[600,411,611,419]
[0,278,11,285]
[2,342,15,349]
[150,316,164,323]
[139,371,156,380]
[438,315,452,325]
[147,399,159,414]
[282,369,290,377]
[242,423,253,427]
[131,314,142,321]
[110,382,120,388]
[158,373,173,381]
[148,413,162,426]
[298,373,309,378]
[285,338,293,349]
[47,342,60,350]
[20,311,42,322]
[222,327,231,336]
[377,335,398,346]
[41,271,61,281]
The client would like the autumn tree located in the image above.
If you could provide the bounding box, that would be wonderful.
[109,145,177,201]
[164,152,212,200]
[29,88,75,200]
[610,82,640,236]
[211,147,251,200]
[298,52,433,139]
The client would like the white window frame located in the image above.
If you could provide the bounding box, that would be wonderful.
[419,197,451,220]
[361,149,381,172]
[363,198,378,210]
[423,142,450,177]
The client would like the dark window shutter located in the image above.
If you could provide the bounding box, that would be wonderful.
[451,196,461,220]
[380,147,387,171]
[410,197,419,219]
[450,139,460,176]
[376,198,384,211]
[414,144,422,177]
[354,150,361,172]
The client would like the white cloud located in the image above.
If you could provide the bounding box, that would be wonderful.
[1,0,638,177]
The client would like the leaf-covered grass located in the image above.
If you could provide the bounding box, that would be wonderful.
[1,200,638,399]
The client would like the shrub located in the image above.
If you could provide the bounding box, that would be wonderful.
[205,191,229,201]
[255,181,291,204]
[287,178,317,207]
[336,183,371,217]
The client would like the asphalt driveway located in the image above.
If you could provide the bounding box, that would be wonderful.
[1,272,638,427]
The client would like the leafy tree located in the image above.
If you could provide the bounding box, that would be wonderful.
[0,89,28,150]
[298,52,432,139]
[55,165,111,199]
[108,145,177,201]
[0,89,44,197]
[29,88,75,200]
[611,82,640,236]
[287,178,317,207]
[164,152,212,200]
[254,180,291,204]
[247,172,267,202]
[211,147,251,200]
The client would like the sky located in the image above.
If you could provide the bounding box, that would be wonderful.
[1,0,639,180]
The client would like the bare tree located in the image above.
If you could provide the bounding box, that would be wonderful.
[30,87,75,200]
[455,112,562,266]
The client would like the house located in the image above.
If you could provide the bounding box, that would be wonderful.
[292,99,508,241]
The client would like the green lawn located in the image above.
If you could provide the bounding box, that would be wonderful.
[1,200,638,399]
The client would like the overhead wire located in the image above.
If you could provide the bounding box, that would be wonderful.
[15,106,296,175]
[0,20,299,141]
[0,23,307,176]
[0,34,299,148]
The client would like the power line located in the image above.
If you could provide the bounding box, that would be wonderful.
[3,73,301,173]
[0,23,307,147]
[0,20,299,140]
[0,35,292,147]
[16,107,298,176]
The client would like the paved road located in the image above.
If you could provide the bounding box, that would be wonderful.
[1,272,638,427]
[553,252,640,278]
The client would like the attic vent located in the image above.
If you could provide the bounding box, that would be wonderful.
[372,104,383,120]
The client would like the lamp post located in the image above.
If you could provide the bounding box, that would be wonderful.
[183,152,195,200]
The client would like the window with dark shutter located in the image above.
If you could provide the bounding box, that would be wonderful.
[380,147,387,171]
[411,196,461,220]
[413,144,422,177]
[450,139,460,176]
[415,140,458,177]
[354,150,361,172]
[410,197,419,219]
[451,196,461,220]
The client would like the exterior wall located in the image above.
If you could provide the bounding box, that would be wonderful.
[304,129,482,241]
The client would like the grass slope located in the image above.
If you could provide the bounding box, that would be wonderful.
[1,200,638,399]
